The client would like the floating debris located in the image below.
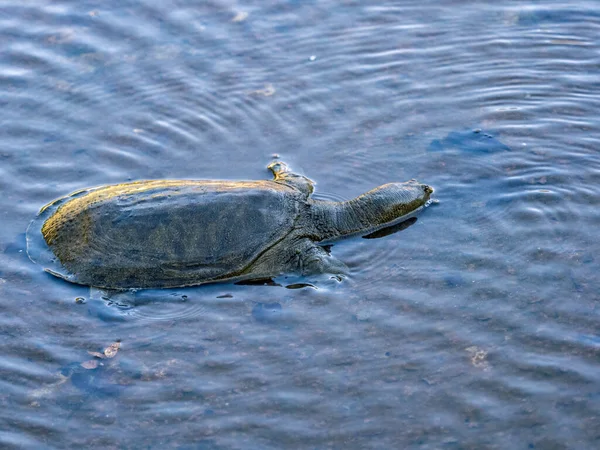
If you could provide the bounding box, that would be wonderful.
[465,346,490,370]
[81,359,99,370]
[104,341,121,358]
[248,84,276,97]
[309,55,317,61]
[232,11,249,23]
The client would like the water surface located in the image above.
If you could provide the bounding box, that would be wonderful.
[1,0,599,448]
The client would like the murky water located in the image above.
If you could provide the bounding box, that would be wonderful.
[2,1,599,448]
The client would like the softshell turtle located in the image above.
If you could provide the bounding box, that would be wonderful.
[27,162,433,289]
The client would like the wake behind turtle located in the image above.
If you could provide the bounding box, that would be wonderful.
[27,162,433,289]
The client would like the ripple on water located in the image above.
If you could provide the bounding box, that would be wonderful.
[85,285,251,326]
[114,291,210,323]
[310,177,433,295]
[3,1,600,448]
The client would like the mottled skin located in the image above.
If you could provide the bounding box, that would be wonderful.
[31,162,433,289]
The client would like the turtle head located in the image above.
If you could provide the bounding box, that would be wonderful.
[361,180,433,228]
[309,179,433,242]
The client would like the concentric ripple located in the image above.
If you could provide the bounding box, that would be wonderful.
[3,1,600,449]
[114,291,210,322]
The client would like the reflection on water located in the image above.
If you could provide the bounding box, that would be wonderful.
[362,216,418,239]
[1,0,600,448]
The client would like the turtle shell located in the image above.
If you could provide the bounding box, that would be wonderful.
[27,180,301,289]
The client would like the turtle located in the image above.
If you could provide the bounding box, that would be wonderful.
[26,162,433,290]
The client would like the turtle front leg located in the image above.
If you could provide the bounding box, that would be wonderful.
[297,242,348,277]
[267,161,315,197]
[245,237,347,281]
[284,238,347,277]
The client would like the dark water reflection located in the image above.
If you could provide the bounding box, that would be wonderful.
[2,0,600,448]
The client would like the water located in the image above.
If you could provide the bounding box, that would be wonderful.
[1,0,599,448]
